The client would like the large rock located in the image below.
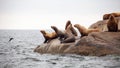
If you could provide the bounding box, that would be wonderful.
[34,17,120,56]
[34,32,120,56]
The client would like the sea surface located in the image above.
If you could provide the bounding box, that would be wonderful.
[0,30,120,68]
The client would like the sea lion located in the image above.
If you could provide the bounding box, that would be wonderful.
[103,12,120,20]
[65,20,78,36]
[51,26,66,41]
[40,30,57,43]
[74,24,100,37]
[65,20,71,30]
[62,24,75,43]
[107,14,118,32]
[51,25,75,43]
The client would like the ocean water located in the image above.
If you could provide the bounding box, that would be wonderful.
[0,30,120,68]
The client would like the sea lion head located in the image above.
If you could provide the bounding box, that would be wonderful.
[66,24,72,29]
[109,14,115,20]
[65,20,72,30]
[108,14,117,24]
[66,20,71,25]
[40,30,46,34]
[65,24,73,34]
[51,26,59,33]
[103,13,111,20]
[51,26,57,30]
[74,24,80,28]
[74,24,86,30]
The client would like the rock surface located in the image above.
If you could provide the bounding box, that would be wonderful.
[34,17,120,56]
[34,32,120,56]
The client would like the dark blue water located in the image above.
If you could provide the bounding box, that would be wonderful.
[0,30,120,68]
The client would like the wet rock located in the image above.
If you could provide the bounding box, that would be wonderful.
[34,32,120,56]
[34,17,120,56]
[64,32,120,56]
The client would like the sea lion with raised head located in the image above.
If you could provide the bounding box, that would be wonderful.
[65,20,78,36]
[107,14,118,32]
[40,30,57,43]
[51,26,66,41]
[74,24,100,37]
[51,25,75,43]
[62,24,75,43]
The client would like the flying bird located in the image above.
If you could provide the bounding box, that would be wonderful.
[9,38,14,42]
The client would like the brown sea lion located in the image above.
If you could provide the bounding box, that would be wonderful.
[103,12,120,20]
[65,20,71,30]
[107,14,118,32]
[51,26,66,41]
[65,20,78,36]
[40,30,57,43]
[74,24,100,37]
[51,25,75,43]
[62,24,75,43]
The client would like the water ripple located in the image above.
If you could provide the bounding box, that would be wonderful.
[0,30,120,68]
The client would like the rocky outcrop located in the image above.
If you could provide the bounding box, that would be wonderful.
[34,17,120,56]
[34,32,120,56]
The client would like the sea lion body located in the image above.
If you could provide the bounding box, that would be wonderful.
[62,24,75,43]
[51,25,75,43]
[51,26,66,41]
[40,30,57,43]
[74,24,100,37]
[107,14,118,32]
[65,20,78,36]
